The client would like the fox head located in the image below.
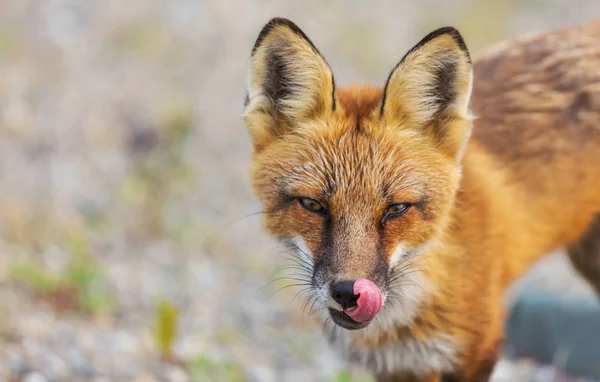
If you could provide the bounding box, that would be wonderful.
[243,18,473,330]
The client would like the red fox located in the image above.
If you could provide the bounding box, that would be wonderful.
[243,17,600,382]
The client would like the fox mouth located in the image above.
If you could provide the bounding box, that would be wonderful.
[325,278,383,330]
[328,307,372,330]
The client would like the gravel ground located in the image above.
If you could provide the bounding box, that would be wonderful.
[0,1,599,381]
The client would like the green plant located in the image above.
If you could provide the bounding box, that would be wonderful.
[64,255,113,316]
[187,355,244,382]
[333,372,374,382]
[10,262,59,294]
[152,298,180,361]
[9,236,113,315]
[334,372,353,382]
[118,106,196,240]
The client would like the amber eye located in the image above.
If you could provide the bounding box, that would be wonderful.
[298,198,327,215]
[384,203,411,220]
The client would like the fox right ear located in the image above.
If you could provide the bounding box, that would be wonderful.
[243,18,336,152]
[381,27,473,160]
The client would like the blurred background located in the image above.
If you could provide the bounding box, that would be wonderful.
[0,1,599,381]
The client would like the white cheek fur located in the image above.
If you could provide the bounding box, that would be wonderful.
[291,237,314,267]
[389,243,408,268]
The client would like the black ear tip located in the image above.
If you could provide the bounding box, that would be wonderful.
[266,17,296,26]
[262,17,299,33]
[418,26,471,63]
[433,26,462,35]
[251,17,303,55]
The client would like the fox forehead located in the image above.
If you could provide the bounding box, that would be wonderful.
[267,87,453,204]
[284,133,428,202]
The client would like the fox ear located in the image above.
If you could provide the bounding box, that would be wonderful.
[244,18,336,151]
[381,27,473,160]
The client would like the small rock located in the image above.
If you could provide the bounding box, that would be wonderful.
[280,369,314,382]
[66,348,94,377]
[44,353,69,380]
[134,372,158,382]
[165,365,189,382]
[174,336,205,360]
[114,330,141,355]
[80,365,99,379]
[245,366,276,382]
[23,372,48,382]
[9,354,27,376]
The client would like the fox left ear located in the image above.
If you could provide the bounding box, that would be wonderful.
[381,27,473,160]
[244,18,336,152]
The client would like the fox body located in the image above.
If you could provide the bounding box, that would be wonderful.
[243,18,600,382]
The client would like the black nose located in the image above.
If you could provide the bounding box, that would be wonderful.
[331,281,359,310]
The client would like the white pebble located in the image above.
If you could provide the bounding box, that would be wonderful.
[23,372,48,382]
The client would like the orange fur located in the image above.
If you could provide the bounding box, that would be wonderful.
[244,18,600,382]
[336,85,383,119]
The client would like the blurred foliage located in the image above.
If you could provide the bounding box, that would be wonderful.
[118,106,196,241]
[0,27,15,57]
[210,325,239,346]
[112,23,168,58]
[334,372,354,382]
[11,262,59,294]
[152,298,180,361]
[187,355,245,382]
[333,372,374,382]
[10,235,113,316]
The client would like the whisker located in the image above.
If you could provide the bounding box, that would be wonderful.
[286,243,316,265]
[279,265,313,275]
[273,276,313,285]
[332,320,339,343]
[388,267,425,283]
[386,297,397,310]
[220,210,277,227]
[308,296,320,315]
[302,294,316,316]
[287,262,314,275]
[280,255,315,273]
[389,277,426,293]
[258,282,313,299]
[321,316,332,340]
[256,277,311,295]
[291,287,312,305]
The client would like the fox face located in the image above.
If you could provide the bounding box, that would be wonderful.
[244,18,473,331]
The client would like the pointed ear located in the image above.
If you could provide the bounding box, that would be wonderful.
[243,18,336,152]
[381,27,473,160]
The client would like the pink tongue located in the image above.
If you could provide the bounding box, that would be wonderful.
[343,278,382,323]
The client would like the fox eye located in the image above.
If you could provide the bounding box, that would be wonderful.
[298,198,327,215]
[384,203,411,221]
